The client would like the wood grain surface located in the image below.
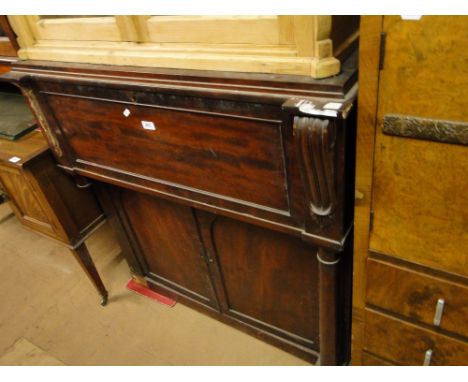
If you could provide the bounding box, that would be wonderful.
[370,16,468,276]
[367,257,468,339]
[364,309,468,365]
[351,16,383,365]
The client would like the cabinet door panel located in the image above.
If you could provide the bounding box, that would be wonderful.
[142,16,282,45]
[120,190,217,308]
[0,166,55,236]
[29,16,124,42]
[210,215,319,349]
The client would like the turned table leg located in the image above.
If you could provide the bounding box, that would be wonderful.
[70,242,108,306]
[317,247,341,366]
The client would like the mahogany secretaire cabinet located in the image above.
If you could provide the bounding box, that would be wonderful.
[0,22,358,363]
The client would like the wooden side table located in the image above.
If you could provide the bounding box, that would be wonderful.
[0,129,108,305]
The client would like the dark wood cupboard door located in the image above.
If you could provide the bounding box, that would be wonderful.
[119,190,218,309]
[203,214,320,351]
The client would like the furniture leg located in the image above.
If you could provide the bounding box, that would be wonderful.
[70,242,108,306]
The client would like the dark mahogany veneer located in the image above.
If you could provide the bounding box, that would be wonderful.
[1,52,357,365]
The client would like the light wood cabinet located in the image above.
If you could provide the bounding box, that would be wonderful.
[8,15,358,78]
[0,129,108,305]
[352,16,468,366]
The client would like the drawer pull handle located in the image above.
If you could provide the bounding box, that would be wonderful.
[123,108,131,117]
[433,298,445,326]
[423,349,433,366]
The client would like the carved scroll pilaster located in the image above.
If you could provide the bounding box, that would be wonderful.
[294,116,337,227]
[22,88,63,157]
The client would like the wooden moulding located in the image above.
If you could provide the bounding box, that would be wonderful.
[383,114,468,146]
[7,15,359,79]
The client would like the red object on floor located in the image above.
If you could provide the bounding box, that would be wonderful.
[126,279,177,307]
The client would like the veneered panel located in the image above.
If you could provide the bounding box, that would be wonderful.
[211,216,319,347]
[46,94,289,213]
[366,258,468,338]
[365,309,468,366]
[120,190,217,307]
[370,16,468,276]
[0,168,53,232]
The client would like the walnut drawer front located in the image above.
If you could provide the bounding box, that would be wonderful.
[364,309,468,365]
[45,93,290,215]
[362,351,395,366]
[366,257,468,339]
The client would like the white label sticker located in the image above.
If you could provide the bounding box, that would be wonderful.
[141,121,156,131]
[8,156,21,163]
[401,15,422,20]
[298,102,316,114]
[324,102,343,110]
[123,108,131,117]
